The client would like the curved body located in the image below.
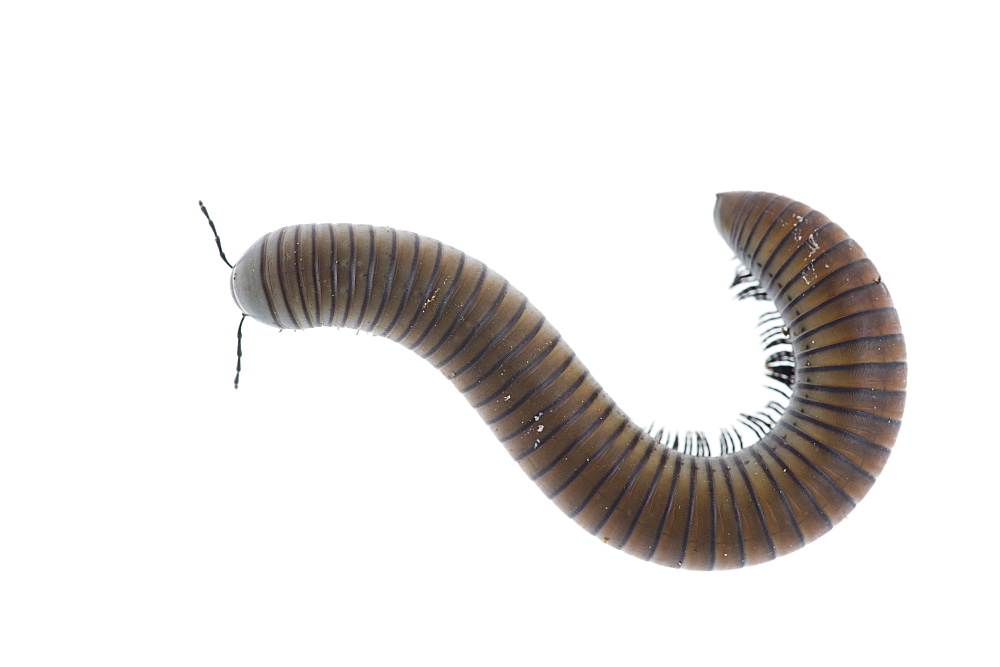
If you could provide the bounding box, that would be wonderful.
[228,192,906,569]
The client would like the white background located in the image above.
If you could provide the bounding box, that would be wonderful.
[2,1,996,665]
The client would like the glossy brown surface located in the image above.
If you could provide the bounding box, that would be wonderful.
[230,192,906,569]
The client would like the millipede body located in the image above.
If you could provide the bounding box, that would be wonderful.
[219,192,906,570]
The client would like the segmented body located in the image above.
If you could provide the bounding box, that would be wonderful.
[227,192,906,569]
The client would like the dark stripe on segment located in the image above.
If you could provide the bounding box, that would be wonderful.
[382,234,421,337]
[747,202,813,274]
[755,215,827,292]
[724,191,758,247]
[518,388,605,464]
[747,448,806,548]
[745,199,801,269]
[310,226,322,326]
[721,193,750,247]
[726,192,761,252]
[793,384,906,400]
[389,240,443,343]
[339,225,357,327]
[791,395,902,428]
[574,431,648,521]
[761,436,835,529]
[349,226,378,330]
[733,455,777,562]
[794,307,899,344]
[719,193,752,254]
[585,433,653,529]
[450,294,529,381]
[469,334,562,410]
[719,461,747,566]
[798,361,907,377]
[421,262,488,360]
[458,312,545,394]
[499,370,589,444]
[325,224,339,327]
[407,253,469,351]
[769,434,856,508]
[795,333,905,362]
[484,353,576,426]
[292,225,315,328]
[547,416,631,500]
[525,400,614,480]
[645,455,684,561]
[368,227,399,332]
[275,228,304,329]
[258,232,281,327]
[783,276,880,331]
[732,192,782,255]
[744,198,797,268]
[760,220,835,296]
[433,278,510,370]
[703,459,718,568]
[784,406,892,455]
[676,461,700,566]
[779,421,876,483]
[614,446,668,549]
[773,252,868,311]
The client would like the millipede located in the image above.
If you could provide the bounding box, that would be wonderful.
[203,192,906,570]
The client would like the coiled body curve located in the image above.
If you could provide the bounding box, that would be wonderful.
[228,192,906,569]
